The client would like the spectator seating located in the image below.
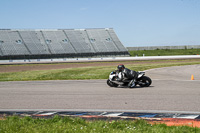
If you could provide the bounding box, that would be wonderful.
[0,28,129,59]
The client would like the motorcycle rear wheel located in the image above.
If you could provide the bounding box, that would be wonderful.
[138,76,152,87]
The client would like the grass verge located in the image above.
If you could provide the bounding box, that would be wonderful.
[129,48,200,56]
[0,59,200,81]
[0,116,199,133]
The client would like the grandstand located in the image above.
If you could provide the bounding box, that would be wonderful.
[0,28,129,60]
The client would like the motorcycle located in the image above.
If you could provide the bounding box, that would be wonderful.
[107,70,152,88]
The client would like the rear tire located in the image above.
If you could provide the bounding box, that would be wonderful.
[138,76,152,87]
[107,79,118,87]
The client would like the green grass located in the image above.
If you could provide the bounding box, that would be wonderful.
[129,48,200,56]
[0,116,199,133]
[0,59,200,81]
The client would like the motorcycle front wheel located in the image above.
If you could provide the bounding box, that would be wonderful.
[107,79,118,87]
[138,76,152,87]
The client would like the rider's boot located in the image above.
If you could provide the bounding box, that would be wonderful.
[128,79,135,88]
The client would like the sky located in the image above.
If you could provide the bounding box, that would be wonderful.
[0,0,200,47]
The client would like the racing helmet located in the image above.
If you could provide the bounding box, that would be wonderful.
[117,64,125,71]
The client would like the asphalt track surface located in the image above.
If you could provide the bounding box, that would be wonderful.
[0,64,200,113]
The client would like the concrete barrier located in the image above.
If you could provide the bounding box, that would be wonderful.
[0,55,200,64]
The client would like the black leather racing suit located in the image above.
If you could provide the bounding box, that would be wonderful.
[118,68,138,85]
[121,68,138,81]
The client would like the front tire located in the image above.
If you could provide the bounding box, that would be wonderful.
[138,76,152,87]
[107,79,118,87]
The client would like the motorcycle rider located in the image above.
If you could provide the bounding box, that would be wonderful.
[117,64,138,88]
